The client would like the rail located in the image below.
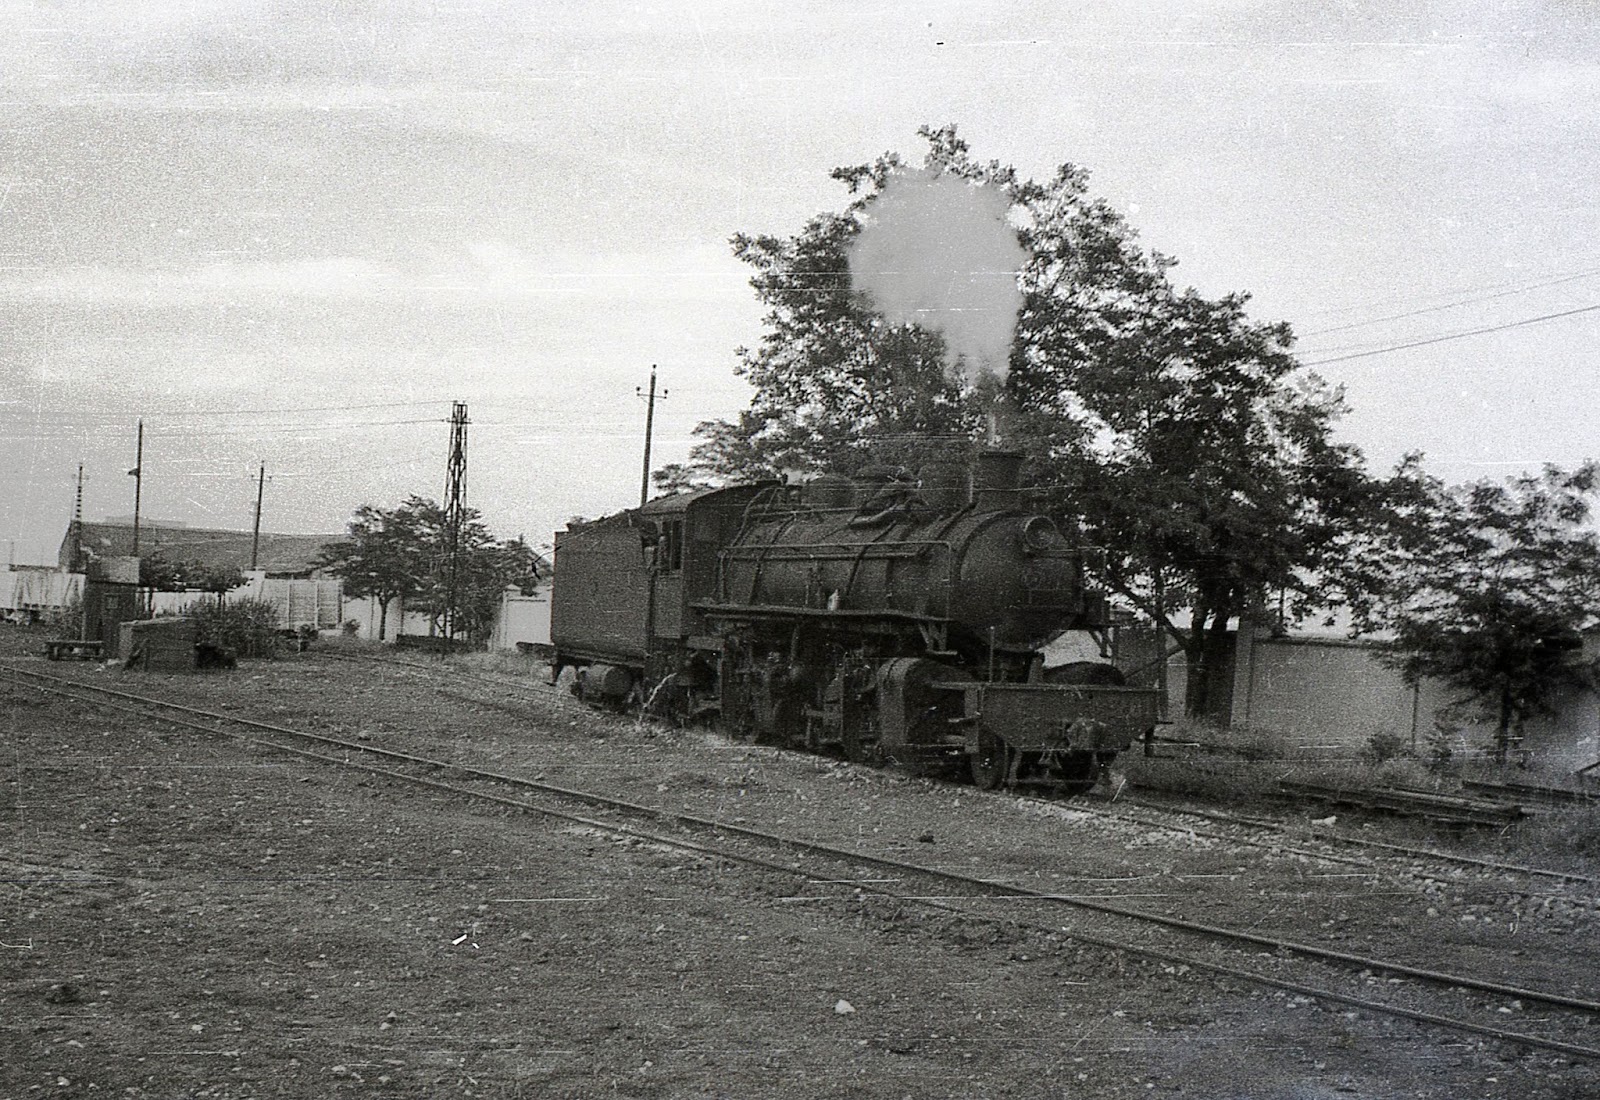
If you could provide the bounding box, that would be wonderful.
[5,658,1600,1062]
[1279,780,1527,827]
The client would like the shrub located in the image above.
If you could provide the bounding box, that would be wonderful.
[1362,732,1409,766]
[1424,721,1457,771]
[48,594,84,633]
[1496,806,1600,874]
[1174,721,1287,762]
[1373,756,1434,791]
[187,598,281,658]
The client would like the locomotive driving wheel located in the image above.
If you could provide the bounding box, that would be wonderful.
[969,731,1013,790]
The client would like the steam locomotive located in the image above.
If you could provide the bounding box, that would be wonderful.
[549,449,1157,793]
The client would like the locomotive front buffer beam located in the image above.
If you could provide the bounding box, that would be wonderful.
[940,677,1158,754]
[940,681,1161,757]
[944,681,1159,792]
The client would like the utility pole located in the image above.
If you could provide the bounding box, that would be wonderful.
[72,464,86,636]
[250,462,266,572]
[442,402,469,641]
[637,365,667,506]
[129,419,144,556]
[68,464,84,571]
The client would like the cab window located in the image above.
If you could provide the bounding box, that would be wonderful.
[663,519,684,573]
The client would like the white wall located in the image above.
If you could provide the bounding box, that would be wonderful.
[143,576,343,629]
[1231,628,1600,769]
[339,595,432,642]
[489,591,551,651]
[0,568,82,615]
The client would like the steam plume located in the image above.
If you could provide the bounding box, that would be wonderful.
[846,167,1026,386]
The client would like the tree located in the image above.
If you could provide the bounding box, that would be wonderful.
[419,518,547,645]
[317,497,549,646]
[139,554,245,608]
[139,553,187,591]
[1373,463,1600,764]
[682,124,1393,717]
[712,221,974,479]
[187,563,247,608]
[1038,291,1396,717]
[314,499,435,641]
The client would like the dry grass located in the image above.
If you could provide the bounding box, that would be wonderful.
[1499,805,1600,872]
[1128,716,1600,875]
[455,647,548,680]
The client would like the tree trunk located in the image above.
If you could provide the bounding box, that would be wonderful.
[1183,609,1237,723]
[1182,627,1209,718]
[378,598,389,642]
[1495,685,1513,766]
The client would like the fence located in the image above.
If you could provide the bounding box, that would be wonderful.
[146,577,343,628]
[1,568,83,622]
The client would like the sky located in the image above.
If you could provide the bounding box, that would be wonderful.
[3,0,1599,565]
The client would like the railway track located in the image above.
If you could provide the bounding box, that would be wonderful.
[326,646,1600,896]
[1277,779,1528,827]
[1464,778,1597,807]
[1097,793,1595,887]
[1041,796,1598,918]
[6,658,1600,1063]
[305,647,1600,925]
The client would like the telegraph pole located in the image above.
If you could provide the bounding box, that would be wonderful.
[129,419,144,556]
[442,402,469,640]
[250,462,266,572]
[637,365,667,506]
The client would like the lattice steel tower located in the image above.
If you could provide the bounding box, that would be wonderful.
[442,401,469,640]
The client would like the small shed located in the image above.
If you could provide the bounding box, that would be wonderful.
[84,578,142,658]
[120,618,197,672]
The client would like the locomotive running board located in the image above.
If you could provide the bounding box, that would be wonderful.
[693,602,949,626]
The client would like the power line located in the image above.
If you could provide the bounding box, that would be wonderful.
[0,387,749,429]
[1292,263,1600,324]
[137,399,447,417]
[0,411,450,430]
[1298,266,1600,340]
[123,417,445,438]
[1301,303,1600,366]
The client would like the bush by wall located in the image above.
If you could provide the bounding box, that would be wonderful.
[185,597,281,658]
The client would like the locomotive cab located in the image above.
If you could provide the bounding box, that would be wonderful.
[549,484,768,703]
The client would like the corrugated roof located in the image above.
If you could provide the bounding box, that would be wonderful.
[63,522,341,577]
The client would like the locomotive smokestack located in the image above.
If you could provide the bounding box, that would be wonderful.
[971,449,1024,511]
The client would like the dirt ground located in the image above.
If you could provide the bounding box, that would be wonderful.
[3,628,1596,1098]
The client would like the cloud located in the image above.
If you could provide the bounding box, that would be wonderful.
[0,241,751,308]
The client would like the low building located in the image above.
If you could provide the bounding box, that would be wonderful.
[61,520,341,578]
[59,521,346,634]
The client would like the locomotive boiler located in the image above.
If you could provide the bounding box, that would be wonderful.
[550,450,1157,793]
